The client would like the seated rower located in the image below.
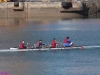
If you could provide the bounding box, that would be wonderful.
[36,40,45,48]
[51,38,59,48]
[63,37,74,47]
[19,40,27,49]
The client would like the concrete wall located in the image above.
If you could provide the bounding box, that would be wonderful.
[28,2,62,8]
[0,2,83,18]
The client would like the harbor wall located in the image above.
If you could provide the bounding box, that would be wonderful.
[0,2,83,18]
[0,1,100,18]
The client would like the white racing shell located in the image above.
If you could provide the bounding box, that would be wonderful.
[0,45,99,52]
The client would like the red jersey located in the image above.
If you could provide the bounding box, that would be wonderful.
[51,40,56,48]
[19,42,24,49]
[37,42,40,45]
[64,39,69,44]
[36,42,41,47]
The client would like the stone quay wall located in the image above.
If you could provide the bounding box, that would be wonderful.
[0,1,100,18]
[0,2,83,18]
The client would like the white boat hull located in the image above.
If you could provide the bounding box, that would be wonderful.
[0,47,82,52]
[0,45,99,52]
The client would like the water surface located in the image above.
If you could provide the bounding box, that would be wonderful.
[0,18,100,75]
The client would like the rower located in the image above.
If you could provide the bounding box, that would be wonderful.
[63,37,74,47]
[36,40,45,48]
[51,38,59,48]
[19,40,27,49]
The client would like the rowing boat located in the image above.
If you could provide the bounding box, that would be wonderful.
[1,46,82,52]
[0,45,100,52]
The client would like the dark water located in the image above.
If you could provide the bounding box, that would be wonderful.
[0,18,100,75]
